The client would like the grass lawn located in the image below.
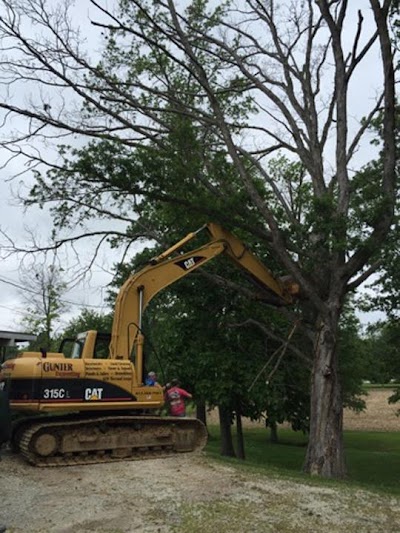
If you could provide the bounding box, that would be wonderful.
[205,425,400,494]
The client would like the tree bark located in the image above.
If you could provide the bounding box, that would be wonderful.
[303,318,346,478]
[269,421,279,444]
[218,405,236,457]
[235,409,245,460]
[196,401,207,428]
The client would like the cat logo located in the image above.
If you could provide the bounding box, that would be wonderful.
[84,388,104,401]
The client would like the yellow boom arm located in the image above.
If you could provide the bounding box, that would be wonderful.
[109,223,299,382]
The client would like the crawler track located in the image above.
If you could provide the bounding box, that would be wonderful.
[13,415,208,467]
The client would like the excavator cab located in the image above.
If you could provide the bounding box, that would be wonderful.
[60,331,111,360]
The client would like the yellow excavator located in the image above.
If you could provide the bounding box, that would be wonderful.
[0,223,299,466]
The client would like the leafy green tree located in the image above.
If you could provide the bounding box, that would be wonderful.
[361,320,400,386]
[359,318,400,409]
[338,307,368,413]
[61,309,113,340]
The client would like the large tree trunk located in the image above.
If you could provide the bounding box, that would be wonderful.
[218,405,236,457]
[303,318,346,478]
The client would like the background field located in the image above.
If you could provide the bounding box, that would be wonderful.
[343,388,399,431]
[207,387,400,431]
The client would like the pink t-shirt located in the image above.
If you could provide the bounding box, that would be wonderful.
[165,386,191,416]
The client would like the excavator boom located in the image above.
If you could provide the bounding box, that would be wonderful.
[110,223,298,374]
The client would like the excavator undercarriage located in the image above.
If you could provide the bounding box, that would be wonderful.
[12,414,207,467]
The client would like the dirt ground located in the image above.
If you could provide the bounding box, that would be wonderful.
[0,388,399,533]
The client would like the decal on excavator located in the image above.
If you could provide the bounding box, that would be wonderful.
[85,387,104,401]
[7,378,135,402]
[175,255,206,271]
[43,388,69,399]
[43,362,73,372]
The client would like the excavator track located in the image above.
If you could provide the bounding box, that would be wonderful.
[13,415,208,467]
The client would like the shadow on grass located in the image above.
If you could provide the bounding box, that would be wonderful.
[205,425,400,495]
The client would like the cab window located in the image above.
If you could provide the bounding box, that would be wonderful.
[94,333,111,359]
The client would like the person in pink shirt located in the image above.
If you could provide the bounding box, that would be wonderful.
[165,378,192,417]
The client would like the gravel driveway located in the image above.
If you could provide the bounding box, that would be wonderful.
[1,447,399,533]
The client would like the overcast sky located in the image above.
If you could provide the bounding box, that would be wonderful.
[0,1,387,335]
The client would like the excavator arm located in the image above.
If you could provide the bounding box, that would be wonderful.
[109,223,299,384]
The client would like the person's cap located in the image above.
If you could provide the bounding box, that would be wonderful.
[148,371,156,376]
